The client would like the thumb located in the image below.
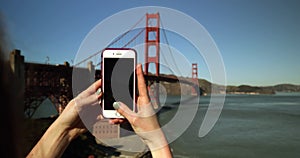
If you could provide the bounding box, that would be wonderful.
[113,102,136,124]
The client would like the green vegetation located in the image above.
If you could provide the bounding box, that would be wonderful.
[197,79,300,95]
[159,73,300,95]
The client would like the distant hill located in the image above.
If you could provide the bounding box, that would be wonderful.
[265,84,300,92]
[197,79,300,95]
[226,85,275,94]
[149,73,300,95]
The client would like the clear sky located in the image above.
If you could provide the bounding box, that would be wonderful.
[1,0,299,86]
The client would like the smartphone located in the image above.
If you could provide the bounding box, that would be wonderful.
[101,48,136,118]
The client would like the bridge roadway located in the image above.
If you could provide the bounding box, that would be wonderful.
[145,74,199,87]
[22,61,200,118]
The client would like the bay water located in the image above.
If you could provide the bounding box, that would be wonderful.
[158,93,300,158]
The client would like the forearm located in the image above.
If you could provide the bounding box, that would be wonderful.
[26,120,76,158]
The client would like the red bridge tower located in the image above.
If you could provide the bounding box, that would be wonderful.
[144,13,160,108]
[192,63,199,95]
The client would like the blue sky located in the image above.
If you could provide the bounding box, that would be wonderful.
[1,0,299,86]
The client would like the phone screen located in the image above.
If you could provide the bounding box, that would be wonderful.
[103,58,134,110]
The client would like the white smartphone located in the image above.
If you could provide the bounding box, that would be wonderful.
[101,48,136,118]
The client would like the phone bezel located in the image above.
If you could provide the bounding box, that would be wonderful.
[101,48,136,118]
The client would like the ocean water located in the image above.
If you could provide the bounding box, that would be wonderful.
[158,93,300,158]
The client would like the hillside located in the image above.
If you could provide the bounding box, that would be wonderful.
[147,73,300,95]
[198,79,300,95]
[265,84,300,92]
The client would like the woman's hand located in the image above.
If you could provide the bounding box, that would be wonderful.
[27,79,103,158]
[56,79,103,138]
[112,64,172,157]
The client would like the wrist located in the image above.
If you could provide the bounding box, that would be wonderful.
[50,120,73,141]
[52,99,83,140]
[138,128,169,151]
[51,116,79,142]
[140,129,172,158]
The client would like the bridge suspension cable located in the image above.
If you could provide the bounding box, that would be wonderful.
[75,13,188,78]
[122,28,146,48]
[160,17,182,76]
[74,15,145,67]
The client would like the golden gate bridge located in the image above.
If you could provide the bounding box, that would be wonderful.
[73,12,200,108]
[10,12,201,118]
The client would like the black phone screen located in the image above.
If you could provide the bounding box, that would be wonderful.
[103,58,134,110]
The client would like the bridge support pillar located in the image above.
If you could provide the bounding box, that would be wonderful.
[9,49,25,112]
[191,63,199,96]
[144,13,160,108]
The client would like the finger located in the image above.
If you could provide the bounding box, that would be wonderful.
[81,79,102,97]
[96,114,104,120]
[113,102,137,124]
[76,91,102,108]
[136,64,149,100]
[109,118,125,124]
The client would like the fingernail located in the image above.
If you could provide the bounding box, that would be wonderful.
[113,102,120,110]
[96,88,102,95]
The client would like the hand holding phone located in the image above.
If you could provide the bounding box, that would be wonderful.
[101,48,136,118]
